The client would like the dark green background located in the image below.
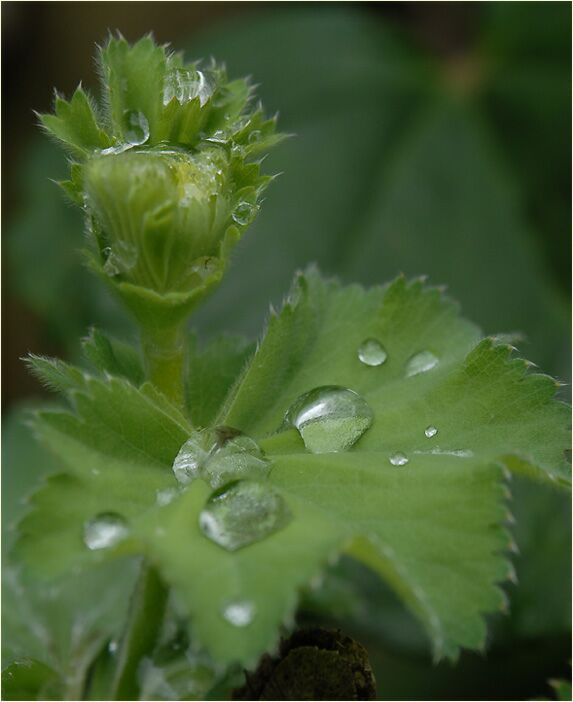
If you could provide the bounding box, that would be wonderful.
[2,3,571,700]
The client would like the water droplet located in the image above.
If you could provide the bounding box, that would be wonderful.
[103,251,122,277]
[284,385,373,453]
[163,68,214,107]
[406,350,439,377]
[221,600,256,627]
[424,425,438,438]
[108,640,118,654]
[203,435,270,489]
[199,481,291,552]
[357,338,387,367]
[389,452,409,466]
[123,110,149,146]
[172,433,210,485]
[231,201,257,226]
[173,428,270,488]
[205,130,228,145]
[83,513,128,550]
[156,487,179,506]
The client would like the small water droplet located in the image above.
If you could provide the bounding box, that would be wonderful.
[83,513,128,550]
[156,487,179,507]
[123,110,149,146]
[424,425,438,438]
[199,481,291,552]
[108,640,118,654]
[406,350,439,377]
[221,600,256,627]
[248,130,262,144]
[204,129,228,145]
[231,201,257,226]
[357,338,387,367]
[284,385,373,453]
[389,452,409,466]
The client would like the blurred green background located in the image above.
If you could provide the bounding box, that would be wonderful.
[2,2,571,700]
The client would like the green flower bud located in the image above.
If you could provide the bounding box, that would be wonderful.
[38,34,284,331]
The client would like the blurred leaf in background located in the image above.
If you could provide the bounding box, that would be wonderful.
[3,4,571,700]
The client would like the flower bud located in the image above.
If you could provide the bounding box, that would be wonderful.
[38,34,283,331]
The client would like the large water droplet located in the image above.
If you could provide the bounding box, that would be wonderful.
[389,452,409,466]
[284,386,373,453]
[123,110,150,146]
[357,338,387,367]
[424,425,438,438]
[172,428,270,488]
[221,600,256,627]
[406,350,439,377]
[199,481,291,552]
[204,435,270,489]
[163,68,214,107]
[83,513,128,550]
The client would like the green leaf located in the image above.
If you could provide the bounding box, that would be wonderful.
[15,272,569,668]
[38,86,111,157]
[1,659,61,700]
[81,327,144,385]
[2,406,138,696]
[187,333,255,426]
[98,34,167,142]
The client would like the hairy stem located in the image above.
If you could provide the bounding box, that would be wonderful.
[109,562,169,700]
[141,323,186,408]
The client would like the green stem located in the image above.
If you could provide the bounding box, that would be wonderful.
[141,323,186,407]
[109,562,168,700]
[108,324,187,698]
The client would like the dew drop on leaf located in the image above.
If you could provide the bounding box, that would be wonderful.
[204,434,270,489]
[221,600,256,627]
[83,512,128,550]
[406,350,439,377]
[163,68,214,106]
[172,433,210,485]
[424,425,438,438]
[389,452,409,466]
[123,110,150,146]
[231,201,257,226]
[283,385,373,453]
[173,428,270,488]
[357,338,388,367]
[199,481,291,552]
[156,487,179,506]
